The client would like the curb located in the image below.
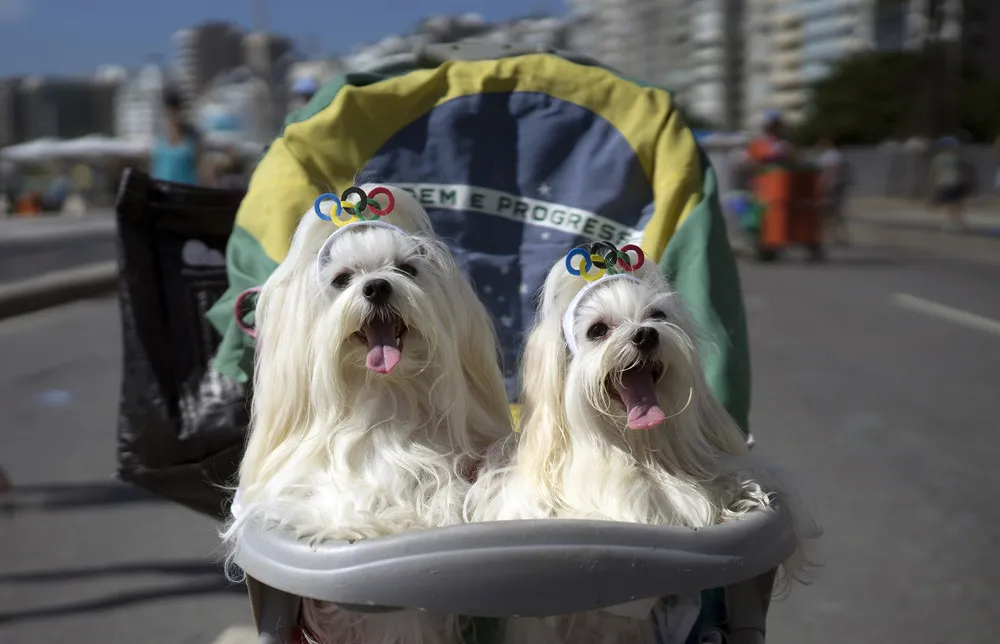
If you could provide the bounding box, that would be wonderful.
[0,218,116,251]
[846,221,1000,266]
[0,261,118,320]
[850,216,1000,239]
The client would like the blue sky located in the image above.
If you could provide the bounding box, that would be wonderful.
[0,0,567,77]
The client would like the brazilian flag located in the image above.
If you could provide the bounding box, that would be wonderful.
[205,53,751,436]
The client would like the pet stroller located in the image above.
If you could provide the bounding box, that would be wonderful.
[114,42,795,644]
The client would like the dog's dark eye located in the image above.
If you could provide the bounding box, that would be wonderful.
[586,322,609,341]
[649,309,667,321]
[397,263,418,278]
[332,272,352,288]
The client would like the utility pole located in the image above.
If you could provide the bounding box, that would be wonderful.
[940,0,962,138]
[922,0,962,138]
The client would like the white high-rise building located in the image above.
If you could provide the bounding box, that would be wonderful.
[742,0,921,129]
[114,64,168,142]
[566,0,745,130]
[565,0,674,87]
[172,23,245,99]
[686,0,745,129]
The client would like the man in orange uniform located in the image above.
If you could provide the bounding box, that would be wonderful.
[746,110,795,164]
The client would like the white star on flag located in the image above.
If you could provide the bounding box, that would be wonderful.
[538,183,552,197]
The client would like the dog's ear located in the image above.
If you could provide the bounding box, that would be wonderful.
[456,284,514,451]
[517,312,573,495]
[239,263,317,489]
[421,237,513,451]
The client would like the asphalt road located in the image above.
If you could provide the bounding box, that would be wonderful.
[0,213,116,285]
[0,241,998,644]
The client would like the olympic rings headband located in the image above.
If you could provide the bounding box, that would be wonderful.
[561,242,646,354]
[315,220,409,287]
[564,242,645,282]
[313,186,396,227]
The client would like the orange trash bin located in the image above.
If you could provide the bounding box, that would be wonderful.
[751,165,823,261]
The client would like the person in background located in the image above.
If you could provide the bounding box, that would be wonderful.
[816,134,850,244]
[290,76,320,112]
[214,152,249,191]
[746,109,795,166]
[930,136,968,231]
[43,163,72,211]
[150,89,203,185]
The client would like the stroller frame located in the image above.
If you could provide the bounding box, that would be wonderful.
[114,40,793,644]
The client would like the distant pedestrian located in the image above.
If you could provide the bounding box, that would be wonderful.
[746,110,795,166]
[816,135,850,244]
[929,136,967,231]
[291,76,320,112]
[150,89,204,186]
[215,153,249,191]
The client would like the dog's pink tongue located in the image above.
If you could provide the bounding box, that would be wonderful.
[613,367,667,430]
[363,319,401,374]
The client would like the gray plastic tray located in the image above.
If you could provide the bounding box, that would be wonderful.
[231,501,795,619]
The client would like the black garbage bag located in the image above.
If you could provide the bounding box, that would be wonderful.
[114,168,249,519]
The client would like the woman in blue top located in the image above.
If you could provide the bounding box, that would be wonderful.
[150,90,203,185]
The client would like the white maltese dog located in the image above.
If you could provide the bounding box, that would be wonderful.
[224,184,512,644]
[469,242,814,644]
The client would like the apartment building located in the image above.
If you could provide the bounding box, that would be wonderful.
[172,22,246,99]
[567,0,744,129]
[342,14,570,73]
[114,64,168,143]
[686,0,745,129]
[566,0,676,86]
[744,0,948,128]
[12,76,118,141]
[0,78,20,147]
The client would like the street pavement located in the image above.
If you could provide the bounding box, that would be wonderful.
[0,212,116,285]
[0,241,998,644]
[847,196,1000,237]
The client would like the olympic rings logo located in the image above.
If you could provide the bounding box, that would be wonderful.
[564,242,645,282]
[313,186,396,227]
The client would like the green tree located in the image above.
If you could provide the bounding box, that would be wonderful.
[797,51,922,145]
[798,48,1000,145]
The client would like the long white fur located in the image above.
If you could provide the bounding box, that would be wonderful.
[223,185,512,644]
[468,257,818,644]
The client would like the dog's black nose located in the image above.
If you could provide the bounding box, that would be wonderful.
[362,278,393,305]
[631,326,659,353]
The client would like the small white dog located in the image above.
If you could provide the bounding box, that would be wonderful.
[469,243,811,644]
[224,184,512,644]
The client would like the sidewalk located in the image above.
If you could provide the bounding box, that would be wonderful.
[846,197,1000,238]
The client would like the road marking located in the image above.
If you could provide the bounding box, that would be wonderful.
[211,626,258,644]
[891,293,1000,337]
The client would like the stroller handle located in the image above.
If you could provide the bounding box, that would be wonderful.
[231,496,796,618]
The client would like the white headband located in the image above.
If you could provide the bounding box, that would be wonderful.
[561,274,642,354]
[314,220,408,286]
